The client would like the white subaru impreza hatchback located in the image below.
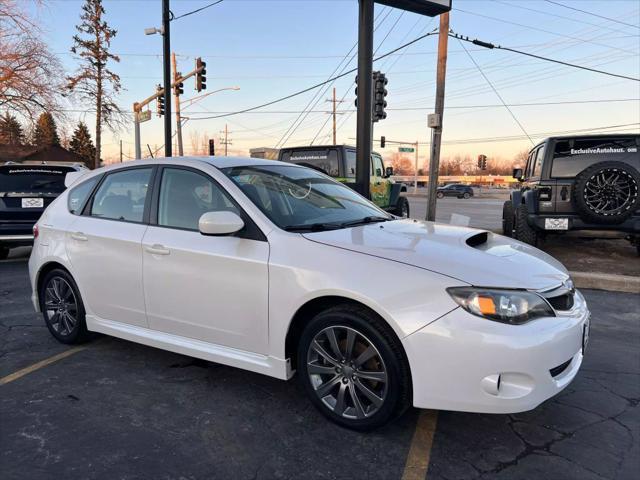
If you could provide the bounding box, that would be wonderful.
[29,157,590,430]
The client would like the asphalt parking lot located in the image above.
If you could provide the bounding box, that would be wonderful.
[1,255,638,480]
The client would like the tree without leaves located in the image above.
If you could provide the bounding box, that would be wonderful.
[67,0,124,169]
[0,0,65,122]
[33,112,60,147]
[69,121,96,164]
[0,112,24,145]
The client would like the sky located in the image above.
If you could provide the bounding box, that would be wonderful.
[28,0,640,166]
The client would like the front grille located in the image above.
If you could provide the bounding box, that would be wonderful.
[550,358,572,378]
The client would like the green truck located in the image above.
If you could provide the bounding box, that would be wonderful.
[277,145,409,217]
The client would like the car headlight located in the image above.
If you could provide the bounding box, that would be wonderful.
[446,287,555,324]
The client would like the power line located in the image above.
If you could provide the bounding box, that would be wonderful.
[451,33,640,82]
[171,0,224,21]
[544,0,640,30]
[457,38,534,145]
[189,31,440,121]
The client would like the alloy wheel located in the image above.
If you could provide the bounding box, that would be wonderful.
[44,277,79,336]
[583,168,637,217]
[306,326,388,420]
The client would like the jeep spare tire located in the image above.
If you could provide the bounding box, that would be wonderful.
[572,161,639,224]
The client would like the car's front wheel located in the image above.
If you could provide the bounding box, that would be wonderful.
[39,269,89,344]
[436,192,444,199]
[393,196,410,218]
[463,192,471,199]
[298,305,411,431]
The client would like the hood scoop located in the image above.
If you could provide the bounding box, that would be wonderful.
[465,231,488,248]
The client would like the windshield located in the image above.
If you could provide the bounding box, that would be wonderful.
[222,165,391,231]
[0,166,72,193]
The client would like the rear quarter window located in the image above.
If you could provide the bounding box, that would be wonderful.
[68,176,100,215]
[551,138,639,178]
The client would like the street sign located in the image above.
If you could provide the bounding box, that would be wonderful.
[375,0,451,17]
[138,110,152,123]
[399,147,415,153]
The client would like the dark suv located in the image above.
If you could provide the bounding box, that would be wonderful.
[0,162,86,259]
[436,183,474,199]
[277,145,409,217]
[503,134,639,252]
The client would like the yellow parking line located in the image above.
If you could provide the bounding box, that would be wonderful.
[401,410,439,480]
[0,346,87,386]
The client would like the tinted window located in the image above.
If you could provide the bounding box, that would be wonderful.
[158,168,239,230]
[531,146,546,177]
[0,166,73,193]
[223,165,389,230]
[552,138,638,178]
[91,168,152,222]
[345,150,356,178]
[372,155,384,177]
[280,149,339,176]
[68,176,99,215]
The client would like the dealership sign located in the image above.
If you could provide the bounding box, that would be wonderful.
[375,0,451,16]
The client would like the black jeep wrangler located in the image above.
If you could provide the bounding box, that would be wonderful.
[503,134,639,253]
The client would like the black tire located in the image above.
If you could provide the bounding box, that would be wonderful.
[39,268,90,344]
[463,192,471,199]
[297,304,411,431]
[436,192,444,199]
[393,196,410,218]
[572,161,640,225]
[0,246,9,260]
[502,201,514,237]
[514,204,538,246]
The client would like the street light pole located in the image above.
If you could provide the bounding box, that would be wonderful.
[162,0,172,157]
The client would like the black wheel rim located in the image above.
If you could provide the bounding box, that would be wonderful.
[307,326,388,420]
[583,168,638,217]
[44,277,78,336]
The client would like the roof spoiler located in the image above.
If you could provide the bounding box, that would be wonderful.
[64,170,88,188]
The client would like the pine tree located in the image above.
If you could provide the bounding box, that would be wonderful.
[67,0,123,169]
[0,113,25,145]
[69,122,96,164]
[33,112,60,147]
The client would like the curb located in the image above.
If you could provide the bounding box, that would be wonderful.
[570,271,640,294]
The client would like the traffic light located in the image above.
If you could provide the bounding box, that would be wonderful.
[478,154,487,170]
[174,73,184,96]
[380,136,386,148]
[156,85,165,116]
[354,75,358,107]
[373,71,388,122]
[196,57,207,92]
[208,139,215,156]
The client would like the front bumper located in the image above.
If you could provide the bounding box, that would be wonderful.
[403,289,590,413]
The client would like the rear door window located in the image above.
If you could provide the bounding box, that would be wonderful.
[0,166,73,193]
[280,149,339,176]
[90,168,152,223]
[552,138,638,178]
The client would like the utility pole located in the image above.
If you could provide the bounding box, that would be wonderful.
[356,0,374,200]
[162,0,172,157]
[220,124,232,156]
[425,11,450,221]
[324,87,346,146]
[172,52,184,156]
[119,140,123,163]
[414,141,419,194]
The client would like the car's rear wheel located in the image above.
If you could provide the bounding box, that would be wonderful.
[298,305,411,431]
[39,269,89,344]
[463,192,471,199]
[393,196,410,218]
[513,204,539,246]
[0,246,9,260]
[436,192,444,199]
[502,200,514,237]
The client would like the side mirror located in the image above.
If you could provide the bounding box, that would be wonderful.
[512,168,524,181]
[198,211,244,236]
[385,166,394,177]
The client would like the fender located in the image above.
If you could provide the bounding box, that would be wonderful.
[523,190,538,214]
[389,183,405,207]
[511,189,523,207]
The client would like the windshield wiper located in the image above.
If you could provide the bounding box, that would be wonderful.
[339,216,391,228]
[284,222,342,232]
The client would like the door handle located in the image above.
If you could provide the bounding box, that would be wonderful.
[145,244,170,256]
[71,232,88,242]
